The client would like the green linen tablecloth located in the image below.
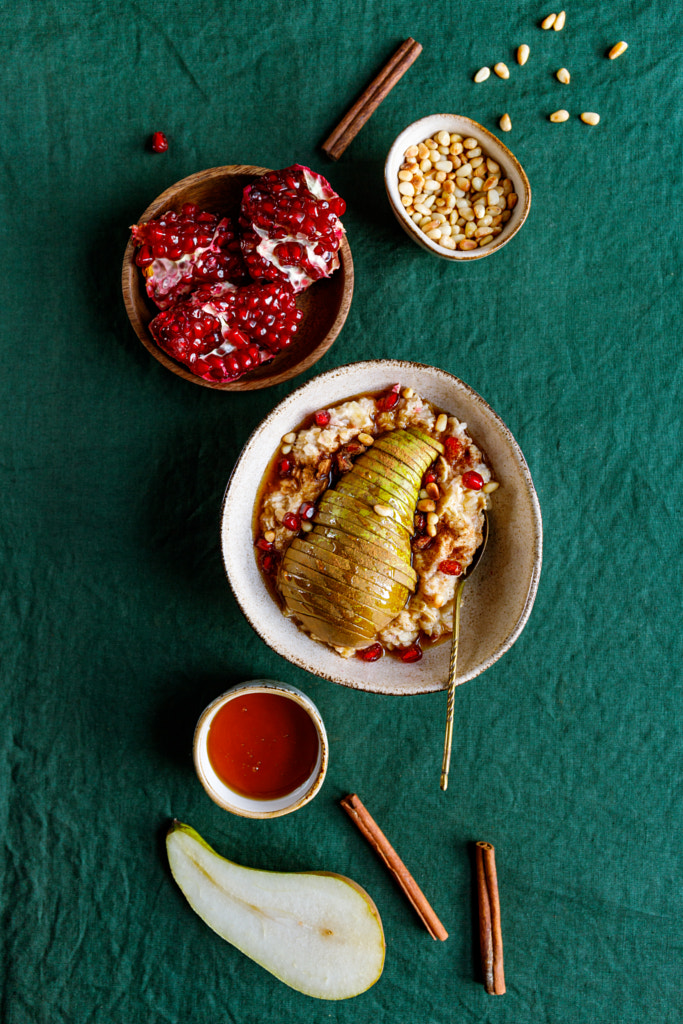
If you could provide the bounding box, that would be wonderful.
[1,2,681,1022]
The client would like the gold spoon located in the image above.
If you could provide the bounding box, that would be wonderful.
[440,511,489,791]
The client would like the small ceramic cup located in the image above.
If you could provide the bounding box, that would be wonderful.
[193,679,328,818]
[384,113,531,261]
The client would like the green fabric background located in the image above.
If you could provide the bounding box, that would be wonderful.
[1,1,681,1021]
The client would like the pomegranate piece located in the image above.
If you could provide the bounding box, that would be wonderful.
[462,470,484,490]
[356,643,383,662]
[148,281,303,383]
[299,501,316,521]
[240,164,346,294]
[150,131,169,153]
[131,203,248,309]
[314,409,331,427]
[282,512,301,531]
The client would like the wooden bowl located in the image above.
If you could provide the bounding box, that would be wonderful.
[384,114,531,261]
[121,165,354,391]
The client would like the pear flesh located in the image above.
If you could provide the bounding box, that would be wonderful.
[166,822,385,1000]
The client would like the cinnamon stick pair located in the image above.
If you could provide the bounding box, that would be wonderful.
[322,38,422,160]
[475,841,506,994]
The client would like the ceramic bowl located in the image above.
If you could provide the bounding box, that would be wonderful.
[121,165,353,391]
[193,680,328,818]
[384,114,531,261]
[220,360,543,695]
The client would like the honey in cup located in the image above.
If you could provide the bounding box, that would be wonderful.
[193,681,328,818]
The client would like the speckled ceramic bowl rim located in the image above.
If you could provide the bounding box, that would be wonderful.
[193,680,328,818]
[220,360,543,695]
[384,114,531,261]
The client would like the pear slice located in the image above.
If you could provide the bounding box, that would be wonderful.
[292,533,416,587]
[166,822,385,1000]
[319,491,411,544]
[281,549,411,606]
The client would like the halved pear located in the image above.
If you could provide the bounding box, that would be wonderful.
[166,822,385,1000]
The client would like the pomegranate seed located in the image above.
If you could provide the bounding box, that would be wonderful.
[314,409,331,427]
[424,470,437,484]
[378,387,400,411]
[356,643,383,662]
[255,538,274,551]
[398,643,422,663]
[260,552,278,575]
[444,437,463,463]
[282,512,301,531]
[150,131,169,153]
[439,559,463,576]
[277,455,294,476]
[462,470,484,490]
[299,502,316,521]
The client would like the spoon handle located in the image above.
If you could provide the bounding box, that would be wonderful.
[440,578,466,791]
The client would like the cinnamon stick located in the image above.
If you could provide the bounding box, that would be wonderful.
[321,38,423,160]
[475,841,505,994]
[340,793,448,941]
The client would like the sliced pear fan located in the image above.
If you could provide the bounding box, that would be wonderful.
[278,428,443,649]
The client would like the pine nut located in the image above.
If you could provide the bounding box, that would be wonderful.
[541,12,556,29]
[358,432,374,445]
[487,188,500,206]
[281,444,292,454]
[580,112,600,125]
[494,62,510,79]
[301,521,313,532]
[608,41,628,59]
[402,387,415,398]
[398,181,415,196]
[549,109,570,122]
[499,113,512,132]
[405,145,419,158]
[426,482,440,500]
[517,44,530,65]
[556,67,570,84]
[507,193,518,209]
[474,66,491,83]
[417,499,436,513]
[459,239,478,250]
[374,504,393,517]
[427,512,439,528]
[436,130,451,146]
[478,234,494,246]
[483,481,499,493]
[554,10,565,29]
[435,160,453,172]
[435,413,448,432]
[282,432,297,443]
[264,530,276,543]
[440,236,456,250]
[426,229,442,241]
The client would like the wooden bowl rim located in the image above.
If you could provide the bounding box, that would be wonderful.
[121,165,354,391]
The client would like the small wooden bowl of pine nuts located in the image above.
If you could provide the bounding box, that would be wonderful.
[384,114,531,260]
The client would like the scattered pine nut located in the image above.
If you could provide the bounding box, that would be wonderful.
[554,10,566,30]
[556,67,570,84]
[373,504,393,517]
[483,481,499,493]
[474,67,491,83]
[435,413,448,432]
[264,530,276,543]
[517,44,530,65]
[580,112,600,125]
[608,41,628,59]
[417,499,436,513]
[493,62,510,79]
[541,13,556,29]
[549,109,570,122]
[499,113,512,132]
[281,443,292,454]
[282,432,297,444]
[357,432,374,445]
